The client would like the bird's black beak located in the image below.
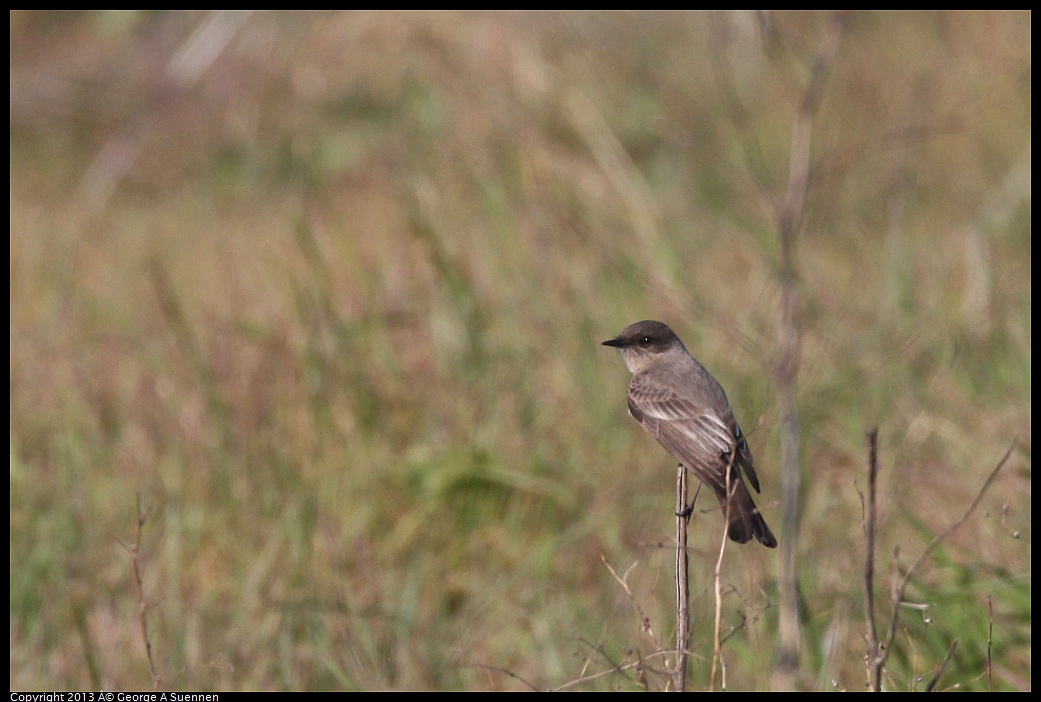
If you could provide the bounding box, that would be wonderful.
[601,337,625,348]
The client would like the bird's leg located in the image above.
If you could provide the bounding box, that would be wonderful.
[675,464,702,519]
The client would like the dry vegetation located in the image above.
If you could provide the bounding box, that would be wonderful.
[10,11,1030,691]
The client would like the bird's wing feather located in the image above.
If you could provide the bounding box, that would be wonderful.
[628,379,761,494]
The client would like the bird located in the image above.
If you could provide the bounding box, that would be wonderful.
[602,320,777,548]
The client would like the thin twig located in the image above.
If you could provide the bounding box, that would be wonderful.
[863,428,880,685]
[987,596,994,692]
[923,640,959,692]
[710,449,737,690]
[673,462,691,691]
[470,663,543,692]
[601,556,662,651]
[552,646,683,692]
[866,438,1016,691]
[128,494,161,691]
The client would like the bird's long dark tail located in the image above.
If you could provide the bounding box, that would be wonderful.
[725,482,778,548]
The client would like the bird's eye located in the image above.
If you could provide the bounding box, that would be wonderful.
[641,336,652,344]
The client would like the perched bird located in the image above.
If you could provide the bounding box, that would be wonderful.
[602,320,777,547]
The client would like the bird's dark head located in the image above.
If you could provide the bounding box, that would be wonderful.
[602,320,685,372]
[602,320,681,351]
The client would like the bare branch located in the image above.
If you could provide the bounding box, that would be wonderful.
[601,556,662,652]
[923,640,959,692]
[863,428,880,687]
[128,494,161,691]
[711,449,737,690]
[866,438,1016,690]
[673,462,692,691]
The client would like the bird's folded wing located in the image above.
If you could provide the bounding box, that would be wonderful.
[628,391,729,484]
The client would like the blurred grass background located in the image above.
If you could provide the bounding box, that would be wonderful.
[9,10,1030,691]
